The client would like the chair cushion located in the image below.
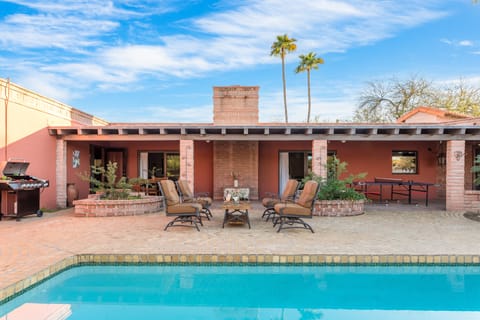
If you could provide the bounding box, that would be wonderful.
[262,197,281,208]
[177,180,194,199]
[274,203,311,216]
[196,197,212,207]
[183,196,212,208]
[280,179,299,201]
[296,181,318,208]
[167,203,201,214]
[160,180,180,206]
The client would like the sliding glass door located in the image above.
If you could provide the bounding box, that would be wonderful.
[138,152,180,180]
[278,151,312,192]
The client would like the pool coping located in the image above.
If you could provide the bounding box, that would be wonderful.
[2,253,480,304]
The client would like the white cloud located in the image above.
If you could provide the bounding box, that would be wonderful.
[15,71,78,102]
[440,38,452,45]
[0,0,175,51]
[259,82,360,123]
[107,104,214,123]
[459,40,474,47]
[76,0,449,89]
[0,0,452,113]
[3,1,449,71]
[1,0,171,18]
[436,75,480,87]
[0,14,117,50]
[441,38,475,48]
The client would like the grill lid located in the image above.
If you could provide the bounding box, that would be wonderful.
[1,160,30,177]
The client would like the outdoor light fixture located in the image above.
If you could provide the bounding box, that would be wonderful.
[454,151,464,161]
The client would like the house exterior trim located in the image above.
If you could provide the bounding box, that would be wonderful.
[48,124,480,141]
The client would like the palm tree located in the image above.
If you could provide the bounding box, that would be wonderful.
[295,52,324,123]
[270,34,297,123]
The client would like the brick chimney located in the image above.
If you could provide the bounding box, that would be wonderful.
[213,86,259,124]
[212,86,260,200]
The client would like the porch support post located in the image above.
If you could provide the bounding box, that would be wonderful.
[446,140,465,211]
[55,138,67,208]
[180,140,194,192]
[312,140,328,179]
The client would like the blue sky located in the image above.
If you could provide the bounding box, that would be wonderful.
[1,0,479,123]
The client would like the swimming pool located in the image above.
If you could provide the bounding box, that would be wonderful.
[1,265,480,319]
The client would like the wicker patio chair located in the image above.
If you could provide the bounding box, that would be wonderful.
[158,179,203,231]
[261,179,299,221]
[176,179,213,220]
[273,180,319,233]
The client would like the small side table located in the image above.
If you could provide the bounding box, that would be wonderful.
[222,201,251,229]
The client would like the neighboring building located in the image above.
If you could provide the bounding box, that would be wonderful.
[397,106,471,124]
[1,78,480,212]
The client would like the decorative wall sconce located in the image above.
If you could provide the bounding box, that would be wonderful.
[437,153,446,167]
[454,151,464,161]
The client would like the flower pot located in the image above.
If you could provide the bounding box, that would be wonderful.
[233,179,239,187]
[67,183,79,207]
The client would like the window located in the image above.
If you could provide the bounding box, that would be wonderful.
[286,151,337,180]
[392,151,417,174]
[279,150,337,193]
[288,152,310,180]
[139,152,180,180]
[166,153,180,179]
[474,147,480,190]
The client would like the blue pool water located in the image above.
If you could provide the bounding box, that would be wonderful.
[1,265,480,319]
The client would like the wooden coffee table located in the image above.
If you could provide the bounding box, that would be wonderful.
[222,201,251,229]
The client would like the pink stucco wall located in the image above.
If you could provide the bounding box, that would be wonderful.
[194,141,213,195]
[258,141,312,197]
[258,140,440,202]
[1,79,107,209]
[66,142,91,202]
[1,130,58,209]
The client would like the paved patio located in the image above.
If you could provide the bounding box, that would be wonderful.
[1,201,479,299]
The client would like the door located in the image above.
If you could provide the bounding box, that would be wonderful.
[105,149,127,179]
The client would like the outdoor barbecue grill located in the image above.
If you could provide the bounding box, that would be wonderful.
[0,160,49,221]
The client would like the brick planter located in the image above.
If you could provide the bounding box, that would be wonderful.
[73,195,163,217]
[464,190,480,211]
[314,200,365,217]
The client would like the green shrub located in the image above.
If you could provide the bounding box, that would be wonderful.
[79,161,133,200]
[303,157,366,201]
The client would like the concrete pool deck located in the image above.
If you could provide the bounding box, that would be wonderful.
[1,201,480,302]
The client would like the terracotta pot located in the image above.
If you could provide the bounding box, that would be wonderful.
[67,183,79,207]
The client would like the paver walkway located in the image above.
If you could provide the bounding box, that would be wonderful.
[1,202,479,292]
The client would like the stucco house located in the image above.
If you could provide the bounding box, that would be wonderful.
[1,78,479,212]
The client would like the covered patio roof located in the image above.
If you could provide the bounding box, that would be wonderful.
[48,123,480,141]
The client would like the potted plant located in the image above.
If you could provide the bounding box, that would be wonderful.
[303,156,367,216]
